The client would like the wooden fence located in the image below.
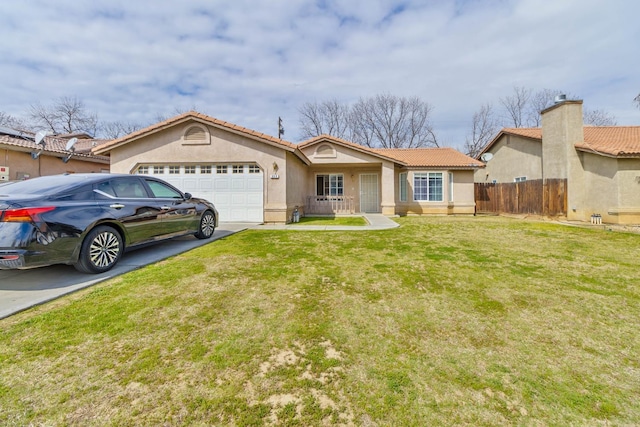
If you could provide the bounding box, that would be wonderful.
[474,179,567,216]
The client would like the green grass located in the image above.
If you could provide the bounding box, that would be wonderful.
[1,216,639,426]
[297,216,368,226]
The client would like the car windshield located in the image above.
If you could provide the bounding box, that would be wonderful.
[0,175,90,195]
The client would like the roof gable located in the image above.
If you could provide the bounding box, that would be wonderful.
[93,111,298,155]
[298,135,407,165]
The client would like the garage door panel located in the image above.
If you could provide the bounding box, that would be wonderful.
[141,165,263,222]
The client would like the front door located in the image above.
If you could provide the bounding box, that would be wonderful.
[360,174,379,213]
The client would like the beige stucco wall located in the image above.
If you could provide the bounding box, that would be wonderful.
[396,169,476,215]
[107,120,291,222]
[475,135,542,183]
[1,146,109,180]
[284,151,308,221]
[580,155,640,224]
[541,101,586,222]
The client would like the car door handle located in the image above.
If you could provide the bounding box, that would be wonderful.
[110,204,125,209]
[160,206,171,210]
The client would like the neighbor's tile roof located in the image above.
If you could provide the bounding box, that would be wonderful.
[373,147,485,168]
[0,134,110,162]
[484,126,640,158]
[94,111,296,154]
[578,126,640,157]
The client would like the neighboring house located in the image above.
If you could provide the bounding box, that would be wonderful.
[0,127,110,181]
[94,112,483,223]
[475,99,640,224]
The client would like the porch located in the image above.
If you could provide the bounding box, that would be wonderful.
[305,196,355,214]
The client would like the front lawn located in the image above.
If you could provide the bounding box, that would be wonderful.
[297,216,368,226]
[1,217,639,426]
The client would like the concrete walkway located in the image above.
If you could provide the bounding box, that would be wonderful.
[254,214,400,231]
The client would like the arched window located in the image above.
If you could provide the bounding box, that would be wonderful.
[183,125,210,145]
[315,143,336,158]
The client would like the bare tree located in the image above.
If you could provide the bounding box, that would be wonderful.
[101,121,143,139]
[464,104,500,158]
[0,112,26,129]
[298,99,352,140]
[584,108,617,126]
[634,93,640,109]
[499,86,531,128]
[29,96,99,136]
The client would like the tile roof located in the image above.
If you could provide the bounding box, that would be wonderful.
[373,147,485,168]
[0,134,110,163]
[481,126,640,158]
[94,111,297,155]
[578,126,640,157]
[299,135,482,168]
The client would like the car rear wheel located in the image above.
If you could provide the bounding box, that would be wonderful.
[195,210,216,239]
[74,226,123,274]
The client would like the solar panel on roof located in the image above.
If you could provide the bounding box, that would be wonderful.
[0,126,34,140]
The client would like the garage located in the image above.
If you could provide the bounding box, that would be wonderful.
[138,164,264,222]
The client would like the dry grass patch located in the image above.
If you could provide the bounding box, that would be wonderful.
[1,216,639,426]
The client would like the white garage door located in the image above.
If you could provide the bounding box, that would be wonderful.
[138,164,263,222]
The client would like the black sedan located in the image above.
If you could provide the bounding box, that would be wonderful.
[0,173,218,273]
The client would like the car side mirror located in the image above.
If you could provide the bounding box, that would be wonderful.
[184,192,192,200]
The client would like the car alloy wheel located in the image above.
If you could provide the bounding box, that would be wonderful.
[75,225,123,273]
[195,211,216,239]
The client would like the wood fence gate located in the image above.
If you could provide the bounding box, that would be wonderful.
[474,179,567,216]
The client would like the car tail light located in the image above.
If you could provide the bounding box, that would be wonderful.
[1,206,56,222]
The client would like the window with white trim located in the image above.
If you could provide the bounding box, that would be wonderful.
[169,166,180,174]
[514,176,527,182]
[216,165,228,174]
[153,166,164,174]
[136,166,149,174]
[399,172,407,202]
[185,166,196,174]
[232,165,244,174]
[414,172,443,202]
[248,165,260,174]
[200,165,212,174]
[316,174,343,197]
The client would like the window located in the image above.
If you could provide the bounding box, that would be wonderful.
[232,165,244,174]
[153,166,164,174]
[111,178,148,198]
[216,165,228,174]
[200,165,212,174]
[448,173,454,202]
[414,172,443,202]
[514,176,527,182]
[184,166,196,174]
[399,172,407,202]
[248,165,260,174]
[136,166,149,174]
[316,174,343,197]
[169,166,180,174]
[145,179,183,199]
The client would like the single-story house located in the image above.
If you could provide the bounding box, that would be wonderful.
[475,99,640,224]
[0,127,110,181]
[94,112,484,223]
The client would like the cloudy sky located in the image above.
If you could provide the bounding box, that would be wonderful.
[1,0,638,149]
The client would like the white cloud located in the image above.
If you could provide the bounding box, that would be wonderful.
[0,0,638,149]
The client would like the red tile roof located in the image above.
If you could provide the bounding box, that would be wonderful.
[0,134,110,163]
[94,111,297,155]
[299,135,482,169]
[480,126,640,158]
[374,147,484,168]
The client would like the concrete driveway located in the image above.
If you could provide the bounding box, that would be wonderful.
[0,223,251,319]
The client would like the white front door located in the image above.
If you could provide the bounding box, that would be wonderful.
[360,174,379,213]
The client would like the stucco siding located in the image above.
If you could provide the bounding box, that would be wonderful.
[1,147,108,180]
[475,135,542,183]
[396,169,475,215]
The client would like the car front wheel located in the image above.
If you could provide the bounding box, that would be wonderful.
[74,226,123,274]
[195,210,216,239]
